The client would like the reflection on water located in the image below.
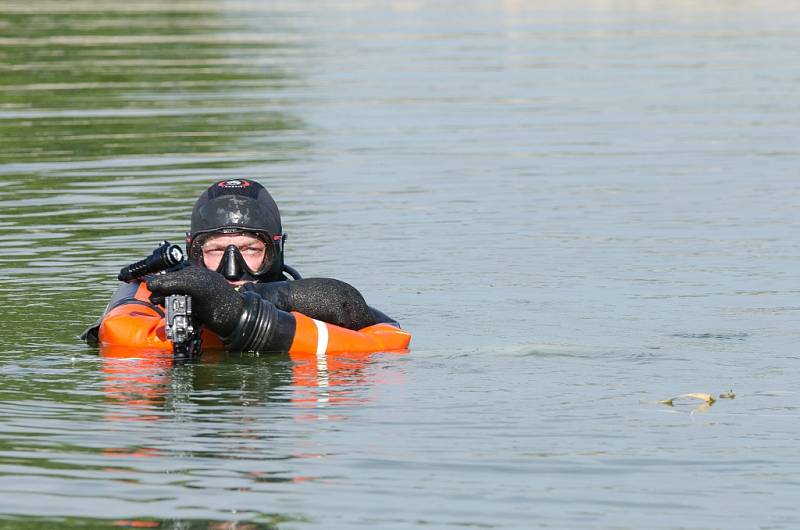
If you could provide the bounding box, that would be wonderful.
[0,344,406,527]
[100,348,397,415]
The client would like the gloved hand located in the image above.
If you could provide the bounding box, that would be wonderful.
[147,265,244,336]
[241,278,377,330]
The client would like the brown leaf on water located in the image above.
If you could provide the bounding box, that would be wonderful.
[658,393,716,406]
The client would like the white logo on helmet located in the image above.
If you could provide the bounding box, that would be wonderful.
[219,179,250,188]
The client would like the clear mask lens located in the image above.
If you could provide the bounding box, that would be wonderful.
[189,231,275,279]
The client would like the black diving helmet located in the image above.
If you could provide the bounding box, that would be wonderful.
[186,179,287,282]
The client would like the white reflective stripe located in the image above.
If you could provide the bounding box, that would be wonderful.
[312,318,329,373]
[312,319,330,404]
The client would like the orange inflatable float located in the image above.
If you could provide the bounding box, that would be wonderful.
[97,282,412,360]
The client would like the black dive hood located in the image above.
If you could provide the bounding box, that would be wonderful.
[187,179,285,282]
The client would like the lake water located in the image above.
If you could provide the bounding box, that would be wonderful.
[1,1,799,528]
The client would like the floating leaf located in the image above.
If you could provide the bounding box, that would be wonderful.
[658,393,716,406]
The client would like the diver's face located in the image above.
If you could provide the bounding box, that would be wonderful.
[200,233,266,285]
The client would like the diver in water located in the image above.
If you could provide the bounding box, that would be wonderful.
[86,179,409,354]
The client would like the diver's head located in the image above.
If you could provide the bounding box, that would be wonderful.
[186,179,285,283]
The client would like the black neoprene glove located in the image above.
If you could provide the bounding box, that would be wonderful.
[241,278,378,330]
[146,265,243,336]
[147,265,297,353]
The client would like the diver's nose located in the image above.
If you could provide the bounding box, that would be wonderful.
[220,245,245,281]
